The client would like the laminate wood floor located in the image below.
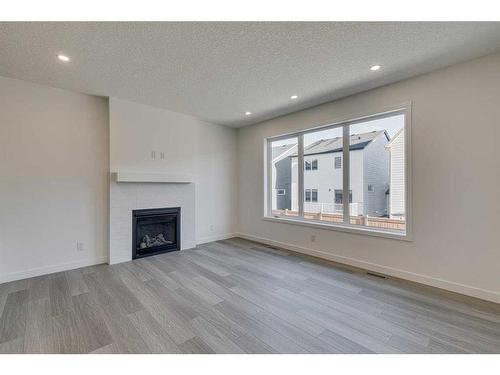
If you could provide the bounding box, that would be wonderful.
[1,237,500,353]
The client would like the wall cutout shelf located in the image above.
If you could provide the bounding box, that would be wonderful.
[113,172,193,184]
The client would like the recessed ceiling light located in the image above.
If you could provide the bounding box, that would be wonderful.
[370,65,381,71]
[57,54,70,62]
[245,111,252,116]
[290,95,298,100]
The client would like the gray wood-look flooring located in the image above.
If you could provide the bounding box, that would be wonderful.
[1,237,500,354]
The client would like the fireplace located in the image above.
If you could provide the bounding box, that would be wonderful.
[132,207,180,259]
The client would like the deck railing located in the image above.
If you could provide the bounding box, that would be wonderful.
[303,202,362,216]
[271,209,406,231]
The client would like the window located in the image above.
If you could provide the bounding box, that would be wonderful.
[311,189,318,202]
[304,126,343,222]
[266,106,410,238]
[350,114,406,229]
[305,189,318,202]
[305,159,318,171]
[334,156,342,169]
[334,190,352,204]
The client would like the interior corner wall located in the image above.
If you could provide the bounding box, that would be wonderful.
[109,98,238,247]
[236,52,500,303]
[0,76,109,283]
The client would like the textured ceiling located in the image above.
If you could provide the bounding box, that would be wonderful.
[1,22,500,127]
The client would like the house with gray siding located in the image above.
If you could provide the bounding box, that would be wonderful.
[282,130,390,217]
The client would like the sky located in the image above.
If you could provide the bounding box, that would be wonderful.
[272,114,404,147]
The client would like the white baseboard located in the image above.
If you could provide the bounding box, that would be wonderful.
[0,257,108,284]
[196,232,237,245]
[1,232,236,284]
[236,232,500,304]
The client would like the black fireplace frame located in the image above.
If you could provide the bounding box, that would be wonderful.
[132,207,181,260]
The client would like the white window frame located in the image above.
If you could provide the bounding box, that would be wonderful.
[264,103,412,241]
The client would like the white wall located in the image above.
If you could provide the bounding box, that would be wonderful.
[109,98,238,246]
[0,76,109,282]
[237,52,500,303]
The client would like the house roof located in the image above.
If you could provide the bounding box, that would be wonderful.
[385,128,404,149]
[272,143,296,160]
[290,130,388,157]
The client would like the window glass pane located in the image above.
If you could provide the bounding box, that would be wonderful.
[303,126,344,223]
[270,137,299,217]
[349,114,406,233]
[334,156,342,169]
[334,189,342,204]
[311,189,318,202]
[334,190,352,203]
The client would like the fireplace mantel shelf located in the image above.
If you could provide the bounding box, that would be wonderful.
[113,172,193,184]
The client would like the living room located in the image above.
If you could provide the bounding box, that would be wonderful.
[1,2,500,372]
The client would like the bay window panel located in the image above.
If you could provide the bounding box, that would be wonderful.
[348,114,406,233]
[270,137,298,218]
[303,126,343,223]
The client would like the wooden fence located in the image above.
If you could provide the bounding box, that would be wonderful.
[272,210,406,231]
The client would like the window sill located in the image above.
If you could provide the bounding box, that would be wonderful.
[262,215,412,241]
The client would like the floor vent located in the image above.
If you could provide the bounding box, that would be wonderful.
[366,272,387,279]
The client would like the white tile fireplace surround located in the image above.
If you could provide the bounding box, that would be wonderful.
[109,175,196,264]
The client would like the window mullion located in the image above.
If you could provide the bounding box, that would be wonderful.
[298,134,304,218]
[266,140,271,216]
[342,125,350,224]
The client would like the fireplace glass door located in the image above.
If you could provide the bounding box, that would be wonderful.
[132,207,180,259]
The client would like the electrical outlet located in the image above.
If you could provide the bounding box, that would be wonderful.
[310,235,316,243]
[151,151,156,159]
[160,152,165,159]
[76,242,85,252]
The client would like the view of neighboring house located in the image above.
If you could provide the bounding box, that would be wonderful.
[385,128,406,219]
[274,130,391,217]
[271,143,297,210]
